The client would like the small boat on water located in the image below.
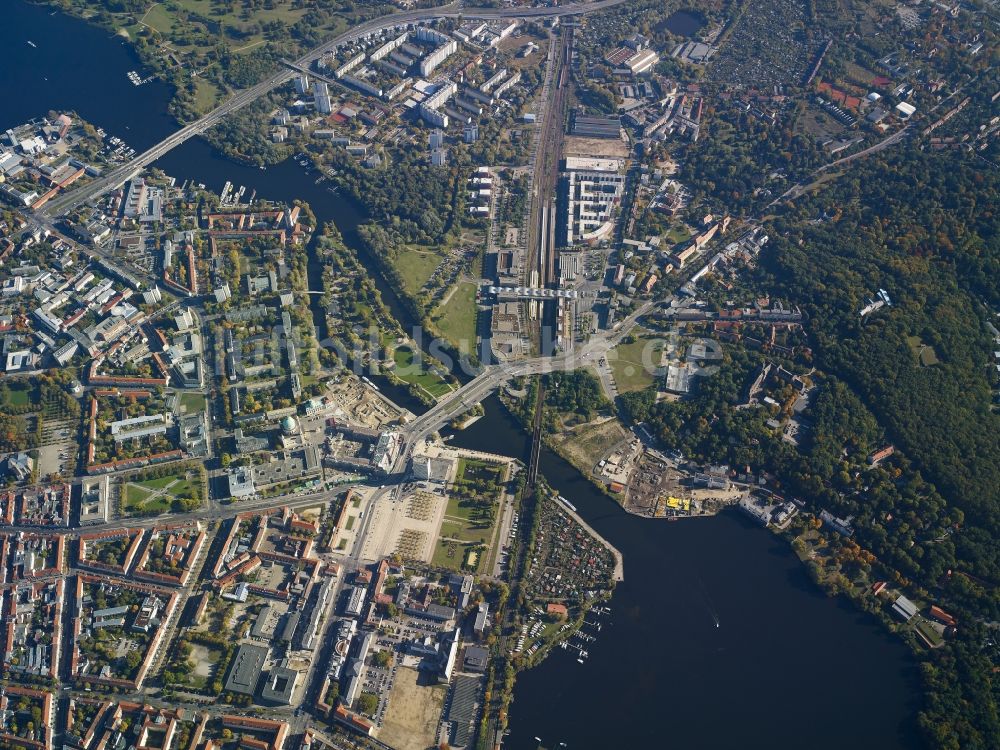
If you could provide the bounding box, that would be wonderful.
[27,40,37,48]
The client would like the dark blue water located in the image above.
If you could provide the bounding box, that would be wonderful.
[660,10,706,38]
[1,1,176,145]
[448,399,921,750]
[4,3,921,747]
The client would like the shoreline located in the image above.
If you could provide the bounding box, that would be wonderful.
[553,497,624,582]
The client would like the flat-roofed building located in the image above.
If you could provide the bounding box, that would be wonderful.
[570,114,622,139]
[224,643,268,696]
[892,595,918,621]
[625,48,659,75]
[260,664,298,706]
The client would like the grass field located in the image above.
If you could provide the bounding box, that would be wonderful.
[433,459,504,571]
[391,347,454,399]
[457,457,504,485]
[123,468,202,516]
[179,392,207,413]
[434,281,478,352]
[124,484,152,504]
[907,336,940,367]
[142,0,309,45]
[554,417,629,474]
[664,224,693,246]
[140,4,176,35]
[191,77,221,114]
[396,247,442,294]
[432,538,483,572]
[136,475,178,491]
[3,385,31,408]
[124,484,171,514]
[444,491,487,527]
[610,335,664,393]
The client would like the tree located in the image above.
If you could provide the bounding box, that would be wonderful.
[355,692,378,716]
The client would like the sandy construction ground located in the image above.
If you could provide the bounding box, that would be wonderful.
[563,134,630,159]
[377,666,447,750]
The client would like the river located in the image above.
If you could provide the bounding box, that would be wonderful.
[3,1,430,411]
[151,137,430,414]
[2,1,177,149]
[4,2,921,747]
[446,399,921,750]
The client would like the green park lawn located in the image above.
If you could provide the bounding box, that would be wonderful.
[396,247,442,294]
[124,484,171,515]
[391,347,454,399]
[179,392,207,413]
[3,385,31,408]
[434,281,479,352]
[610,335,663,393]
[432,538,482,573]
[457,457,504,484]
[122,469,202,516]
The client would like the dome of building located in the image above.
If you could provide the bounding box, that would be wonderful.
[280,416,298,434]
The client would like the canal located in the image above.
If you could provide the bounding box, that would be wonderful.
[5,2,921,747]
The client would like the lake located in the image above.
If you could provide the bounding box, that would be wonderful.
[660,10,706,38]
[447,399,921,750]
[4,3,921,747]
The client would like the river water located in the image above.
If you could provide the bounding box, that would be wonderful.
[5,2,921,747]
[449,402,920,750]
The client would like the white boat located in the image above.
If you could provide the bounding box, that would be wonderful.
[557,495,577,512]
[27,40,37,48]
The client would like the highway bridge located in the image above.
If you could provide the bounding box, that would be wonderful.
[391,300,657,472]
[38,0,631,219]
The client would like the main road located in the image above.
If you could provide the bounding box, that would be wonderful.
[66,299,654,538]
[38,0,631,218]
[393,299,657,468]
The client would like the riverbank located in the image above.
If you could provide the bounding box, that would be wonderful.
[2,4,925,746]
[448,396,920,750]
[553,498,624,582]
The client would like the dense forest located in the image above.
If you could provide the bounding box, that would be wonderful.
[765,146,1000,563]
[619,142,1000,749]
[333,154,462,246]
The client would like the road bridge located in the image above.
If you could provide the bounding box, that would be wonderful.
[392,300,657,472]
[37,0,630,219]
